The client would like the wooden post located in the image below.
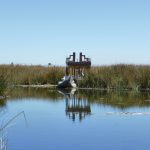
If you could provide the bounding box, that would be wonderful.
[73,52,75,61]
[80,52,82,62]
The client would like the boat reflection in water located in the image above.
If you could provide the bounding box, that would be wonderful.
[58,88,91,122]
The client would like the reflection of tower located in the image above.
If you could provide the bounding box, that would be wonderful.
[65,95,91,122]
[58,88,91,122]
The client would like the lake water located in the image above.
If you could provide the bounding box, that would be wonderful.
[0,88,150,150]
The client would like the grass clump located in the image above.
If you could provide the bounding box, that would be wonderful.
[0,74,7,97]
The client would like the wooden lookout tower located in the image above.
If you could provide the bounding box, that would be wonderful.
[66,52,91,79]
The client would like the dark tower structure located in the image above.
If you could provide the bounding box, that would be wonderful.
[66,52,91,79]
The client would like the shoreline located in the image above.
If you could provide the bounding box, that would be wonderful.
[15,85,150,91]
[16,84,57,88]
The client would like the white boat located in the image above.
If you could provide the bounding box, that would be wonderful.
[57,76,77,88]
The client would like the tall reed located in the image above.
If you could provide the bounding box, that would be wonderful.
[0,68,8,96]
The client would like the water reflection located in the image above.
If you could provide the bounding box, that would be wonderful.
[0,100,7,118]
[0,99,7,150]
[0,111,27,150]
[58,89,91,122]
[78,90,150,109]
[6,87,150,110]
[0,107,7,150]
[7,87,63,101]
[0,88,150,150]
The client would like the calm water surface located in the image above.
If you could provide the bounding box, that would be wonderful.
[0,88,150,150]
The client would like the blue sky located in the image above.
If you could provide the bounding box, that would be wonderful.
[0,0,150,66]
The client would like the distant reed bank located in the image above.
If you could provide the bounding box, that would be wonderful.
[79,64,150,90]
[0,64,149,91]
[0,64,64,86]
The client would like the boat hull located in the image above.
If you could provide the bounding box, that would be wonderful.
[57,76,77,88]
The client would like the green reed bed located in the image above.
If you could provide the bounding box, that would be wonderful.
[79,64,150,90]
[0,64,150,90]
[0,74,7,97]
[0,64,64,86]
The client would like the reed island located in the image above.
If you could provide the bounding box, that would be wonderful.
[0,52,150,95]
